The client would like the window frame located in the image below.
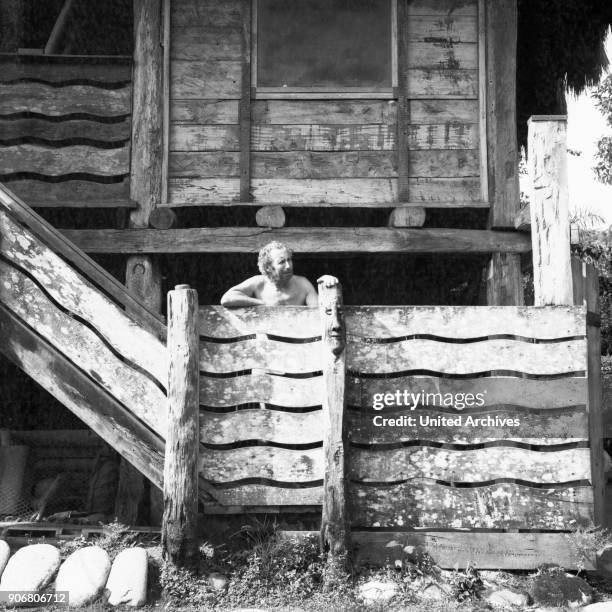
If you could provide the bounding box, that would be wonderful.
[251,0,398,99]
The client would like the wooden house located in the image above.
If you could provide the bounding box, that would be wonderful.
[0,0,609,568]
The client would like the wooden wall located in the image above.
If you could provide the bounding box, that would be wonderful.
[167,0,485,209]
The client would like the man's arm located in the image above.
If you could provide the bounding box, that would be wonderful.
[220,277,265,308]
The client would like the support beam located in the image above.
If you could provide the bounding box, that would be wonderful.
[528,116,572,306]
[44,0,76,55]
[486,0,519,228]
[162,285,199,569]
[61,227,532,254]
[318,280,349,562]
[486,253,524,306]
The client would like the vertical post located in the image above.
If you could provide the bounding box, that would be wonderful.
[163,284,200,568]
[318,279,349,562]
[486,253,524,306]
[528,115,572,306]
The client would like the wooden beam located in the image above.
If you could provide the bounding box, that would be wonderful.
[163,285,199,568]
[44,0,76,55]
[528,116,572,306]
[486,0,519,228]
[515,204,531,232]
[61,227,532,254]
[318,280,349,562]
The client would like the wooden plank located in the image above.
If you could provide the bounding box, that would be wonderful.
[7,179,131,206]
[350,481,593,529]
[408,150,479,177]
[0,183,165,338]
[169,152,240,178]
[251,100,397,125]
[348,338,586,375]
[201,447,323,482]
[162,0,171,208]
[171,27,241,60]
[0,304,165,490]
[486,253,524,306]
[0,117,131,142]
[171,0,242,27]
[168,177,239,203]
[0,145,129,176]
[486,0,519,228]
[350,447,591,483]
[407,42,478,70]
[202,485,322,506]
[347,375,587,411]
[170,125,239,152]
[410,100,478,123]
[529,117,572,306]
[200,337,321,374]
[0,260,167,436]
[406,0,478,17]
[402,177,481,202]
[0,54,132,83]
[352,531,594,570]
[61,227,533,254]
[201,374,323,408]
[0,83,131,116]
[407,68,478,98]
[201,409,322,445]
[344,305,586,338]
[478,0,489,202]
[171,100,238,124]
[0,208,168,383]
[164,285,199,568]
[397,0,410,202]
[407,123,478,149]
[407,15,478,43]
[238,0,251,202]
[319,280,349,558]
[348,405,588,444]
[170,60,241,99]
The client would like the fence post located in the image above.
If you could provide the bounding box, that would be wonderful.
[163,284,199,568]
[528,115,572,305]
[318,279,349,562]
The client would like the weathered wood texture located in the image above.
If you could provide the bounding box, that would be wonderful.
[168,0,485,208]
[486,253,524,306]
[529,116,572,306]
[0,56,132,207]
[163,286,199,568]
[486,0,520,228]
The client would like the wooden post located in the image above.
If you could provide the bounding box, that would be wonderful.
[486,253,524,306]
[162,284,199,568]
[318,280,349,562]
[528,116,572,306]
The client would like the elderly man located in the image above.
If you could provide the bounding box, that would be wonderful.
[220,241,337,307]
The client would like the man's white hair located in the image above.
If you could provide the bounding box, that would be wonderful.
[257,241,293,277]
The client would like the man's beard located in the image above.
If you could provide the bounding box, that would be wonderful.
[266,268,291,286]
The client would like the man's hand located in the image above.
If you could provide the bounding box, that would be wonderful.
[317,274,339,288]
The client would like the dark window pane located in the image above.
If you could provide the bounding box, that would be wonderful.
[257,0,391,88]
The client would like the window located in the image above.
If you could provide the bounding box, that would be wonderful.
[254,0,396,96]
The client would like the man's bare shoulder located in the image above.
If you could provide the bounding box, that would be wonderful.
[292,274,315,289]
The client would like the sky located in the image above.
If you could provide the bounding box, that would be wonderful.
[565,31,612,229]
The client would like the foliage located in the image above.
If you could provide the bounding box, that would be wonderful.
[593,73,612,185]
[567,525,612,571]
[448,565,484,602]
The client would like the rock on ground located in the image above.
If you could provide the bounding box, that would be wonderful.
[582,603,612,612]
[485,587,530,609]
[529,573,593,609]
[420,582,447,601]
[358,580,398,604]
[207,572,228,592]
[105,547,147,607]
[0,540,10,579]
[55,546,111,608]
[0,543,60,591]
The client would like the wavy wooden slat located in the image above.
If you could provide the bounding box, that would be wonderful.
[348,338,586,375]
[200,373,323,407]
[0,209,168,383]
[202,485,322,506]
[348,405,588,444]
[200,337,322,374]
[201,447,323,482]
[0,261,166,435]
[201,408,323,445]
[0,117,130,142]
[0,83,131,116]
[199,306,320,338]
[350,481,593,529]
[350,447,591,483]
[347,376,587,410]
[345,306,586,339]
[0,144,129,176]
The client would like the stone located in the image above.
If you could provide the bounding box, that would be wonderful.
[530,573,593,609]
[485,587,530,608]
[420,583,446,601]
[0,543,60,591]
[105,547,147,607]
[207,572,228,592]
[55,546,111,607]
[597,546,612,577]
[0,540,10,579]
[358,580,398,604]
[583,603,612,612]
